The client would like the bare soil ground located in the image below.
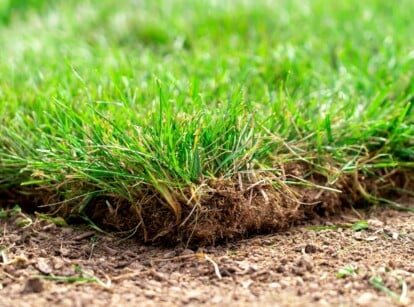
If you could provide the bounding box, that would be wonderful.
[1,207,413,307]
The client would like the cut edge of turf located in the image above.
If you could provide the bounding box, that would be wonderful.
[1,163,412,246]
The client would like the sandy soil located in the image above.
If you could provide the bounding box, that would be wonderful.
[1,208,413,307]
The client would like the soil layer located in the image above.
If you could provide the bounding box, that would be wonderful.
[1,207,413,306]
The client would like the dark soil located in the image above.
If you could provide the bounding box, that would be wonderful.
[1,207,413,306]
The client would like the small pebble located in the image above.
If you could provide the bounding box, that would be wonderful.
[356,292,375,306]
[22,278,44,294]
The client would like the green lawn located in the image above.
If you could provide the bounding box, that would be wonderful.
[0,0,413,243]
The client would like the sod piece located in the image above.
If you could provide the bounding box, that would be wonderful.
[0,0,413,244]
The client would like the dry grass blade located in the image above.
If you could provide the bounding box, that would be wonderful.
[200,254,222,279]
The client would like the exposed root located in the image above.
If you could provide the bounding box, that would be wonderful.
[0,166,412,246]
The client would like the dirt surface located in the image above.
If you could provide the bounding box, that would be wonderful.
[1,207,413,307]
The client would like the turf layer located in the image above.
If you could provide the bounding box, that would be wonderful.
[0,0,413,244]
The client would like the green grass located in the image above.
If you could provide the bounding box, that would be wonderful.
[0,0,413,243]
[35,264,110,287]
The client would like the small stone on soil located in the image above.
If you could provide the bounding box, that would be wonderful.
[356,292,375,305]
[180,249,195,256]
[22,278,44,294]
[163,251,176,258]
[36,258,52,275]
[304,244,318,253]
